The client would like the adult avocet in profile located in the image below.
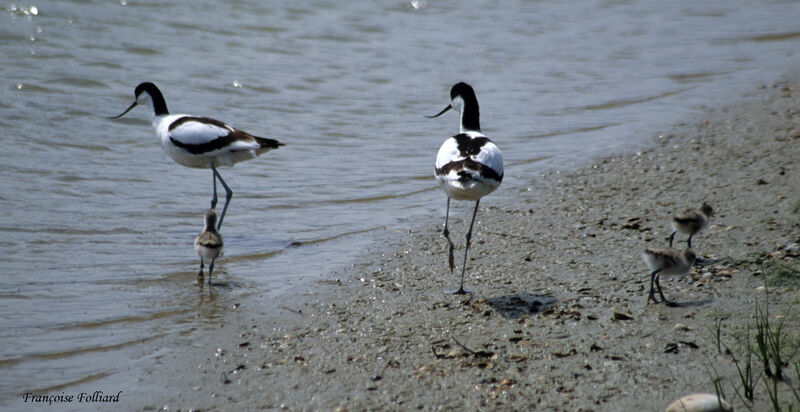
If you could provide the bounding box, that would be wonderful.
[428,82,503,294]
[110,82,283,230]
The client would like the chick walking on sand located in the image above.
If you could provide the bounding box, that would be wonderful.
[195,209,224,284]
[641,248,696,307]
[668,202,713,249]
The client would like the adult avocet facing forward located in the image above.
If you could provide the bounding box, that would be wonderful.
[110,82,283,230]
[428,82,503,294]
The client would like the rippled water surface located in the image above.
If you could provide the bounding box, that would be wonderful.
[2,0,800,404]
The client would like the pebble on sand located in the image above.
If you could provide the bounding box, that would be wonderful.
[665,393,732,412]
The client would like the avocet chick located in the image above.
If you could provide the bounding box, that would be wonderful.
[668,202,713,249]
[641,248,696,307]
[195,209,224,284]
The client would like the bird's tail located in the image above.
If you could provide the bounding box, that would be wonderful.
[641,249,658,268]
[254,136,284,150]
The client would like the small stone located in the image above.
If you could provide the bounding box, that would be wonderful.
[665,393,732,412]
[674,323,691,331]
[508,354,527,362]
[445,347,466,358]
[664,342,680,354]
[613,310,634,321]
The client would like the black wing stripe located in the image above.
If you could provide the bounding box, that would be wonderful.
[435,159,503,183]
[170,135,239,155]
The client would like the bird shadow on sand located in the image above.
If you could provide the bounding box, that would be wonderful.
[486,293,556,319]
[695,256,731,267]
[668,298,714,308]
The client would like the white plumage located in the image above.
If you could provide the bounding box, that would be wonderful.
[154,114,274,168]
[435,130,503,200]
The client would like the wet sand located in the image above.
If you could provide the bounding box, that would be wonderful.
[134,75,800,411]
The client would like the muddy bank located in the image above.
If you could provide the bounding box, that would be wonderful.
[134,76,800,411]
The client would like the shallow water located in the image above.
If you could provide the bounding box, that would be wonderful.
[1,0,799,405]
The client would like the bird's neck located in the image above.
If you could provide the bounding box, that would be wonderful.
[459,102,480,133]
[145,91,169,117]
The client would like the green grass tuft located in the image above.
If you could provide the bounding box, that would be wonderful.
[789,199,800,214]
[763,260,800,287]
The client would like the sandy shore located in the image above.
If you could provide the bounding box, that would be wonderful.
[133,75,800,411]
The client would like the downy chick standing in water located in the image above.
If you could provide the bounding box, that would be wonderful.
[195,209,224,284]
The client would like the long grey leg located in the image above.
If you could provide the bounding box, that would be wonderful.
[687,233,693,249]
[654,272,677,307]
[209,163,233,231]
[210,165,218,210]
[442,197,455,272]
[648,269,660,304]
[448,199,480,295]
[208,259,215,285]
[668,231,676,248]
